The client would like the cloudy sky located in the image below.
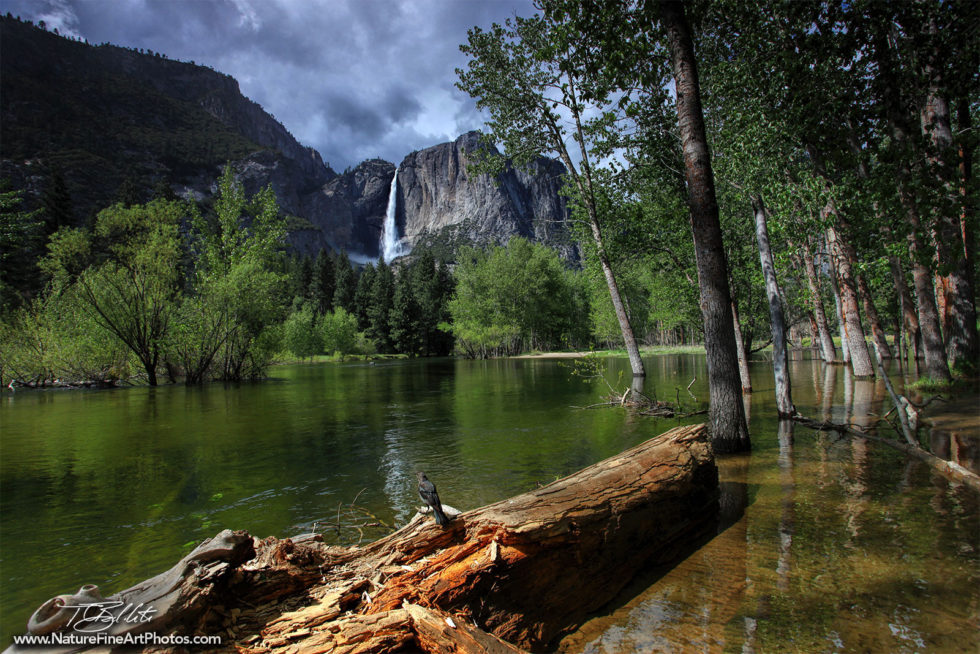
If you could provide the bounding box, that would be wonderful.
[3,0,536,170]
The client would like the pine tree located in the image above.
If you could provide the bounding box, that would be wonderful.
[41,167,74,236]
[353,262,376,331]
[367,257,395,353]
[114,175,144,207]
[0,182,43,310]
[309,249,335,315]
[333,250,356,313]
[390,268,423,356]
[292,255,313,305]
[432,260,456,355]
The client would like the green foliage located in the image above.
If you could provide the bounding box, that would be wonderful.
[333,250,356,313]
[448,237,588,357]
[309,249,335,315]
[38,199,185,384]
[353,262,376,331]
[320,307,363,356]
[185,167,287,381]
[282,305,322,360]
[367,258,395,353]
[389,270,422,356]
[0,284,131,386]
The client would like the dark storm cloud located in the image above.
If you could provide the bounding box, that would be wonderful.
[2,0,534,170]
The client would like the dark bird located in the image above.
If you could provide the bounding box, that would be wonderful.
[416,471,450,526]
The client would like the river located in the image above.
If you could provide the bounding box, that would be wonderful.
[0,354,977,650]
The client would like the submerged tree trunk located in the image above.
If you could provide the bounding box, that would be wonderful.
[660,0,749,452]
[731,301,752,393]
[549,98,646,378]
[753,197,794,417]
[890,255,920,371]
[825,223,874,377]
[922,86,978,373]
[871,28,951,383]
[830,263,850,365]
[856,272,892,358]
[799,237,837,363]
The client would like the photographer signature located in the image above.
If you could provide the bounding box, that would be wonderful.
[60,601,158,633]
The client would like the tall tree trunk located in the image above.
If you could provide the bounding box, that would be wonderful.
[731,301,752,393]
[830,259,850,364]
[753,197,794,417]
[922,86,978,372]
[825,223,874,377]
[548,108,646,378]
[855,272,892,358]
[889,255,920,369]
[807,314,821,355]
[660,0,749,452]
[799,237,837,363]
[871,27,952,382]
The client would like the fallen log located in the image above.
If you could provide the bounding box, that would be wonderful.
[9,424,717,654]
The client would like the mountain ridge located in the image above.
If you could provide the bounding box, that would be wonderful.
[0,15,575,261]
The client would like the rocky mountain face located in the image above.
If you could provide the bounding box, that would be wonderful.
[0,17,575,262]
[396,132,576,261]
[0,16,334,222]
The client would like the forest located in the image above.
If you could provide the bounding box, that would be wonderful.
[2,0,977,417]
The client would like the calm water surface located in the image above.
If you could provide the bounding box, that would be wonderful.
[1,354,977,651]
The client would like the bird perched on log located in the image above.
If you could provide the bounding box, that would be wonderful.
[416,472,450,526]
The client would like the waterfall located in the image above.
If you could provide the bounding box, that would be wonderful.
[381,170,404,263]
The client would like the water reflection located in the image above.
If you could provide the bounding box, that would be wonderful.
[1,356,977,651]
[560,361,979,654]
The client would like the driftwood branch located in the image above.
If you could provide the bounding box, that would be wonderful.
[793,414,980,493]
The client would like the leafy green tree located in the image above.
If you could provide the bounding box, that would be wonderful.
[320,307,362,355]
[282,305,323,360]
[43,199,185,385]
[0,284,131,387]
[186,165,287,381]
[457,10,646,376]
[448,237,584,357]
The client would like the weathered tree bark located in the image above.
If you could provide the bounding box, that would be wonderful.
[807,313,821,355]
[798,237,837,364]
[752,197,795,417]
[731,301,752,392]
[660,0,749,452]
[889,255,920,373]
[903,205,952,382]
[16,426,718,654]
[870,27,952,382]
[855,271,893,359]
[919,13,978,374]
[921,85,978,373]
[825,223,874,377]
[830,268,850,365]
[11,530,256,651]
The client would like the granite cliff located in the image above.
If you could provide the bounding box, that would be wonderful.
[0,17,575,262]
[395,132,576,261]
